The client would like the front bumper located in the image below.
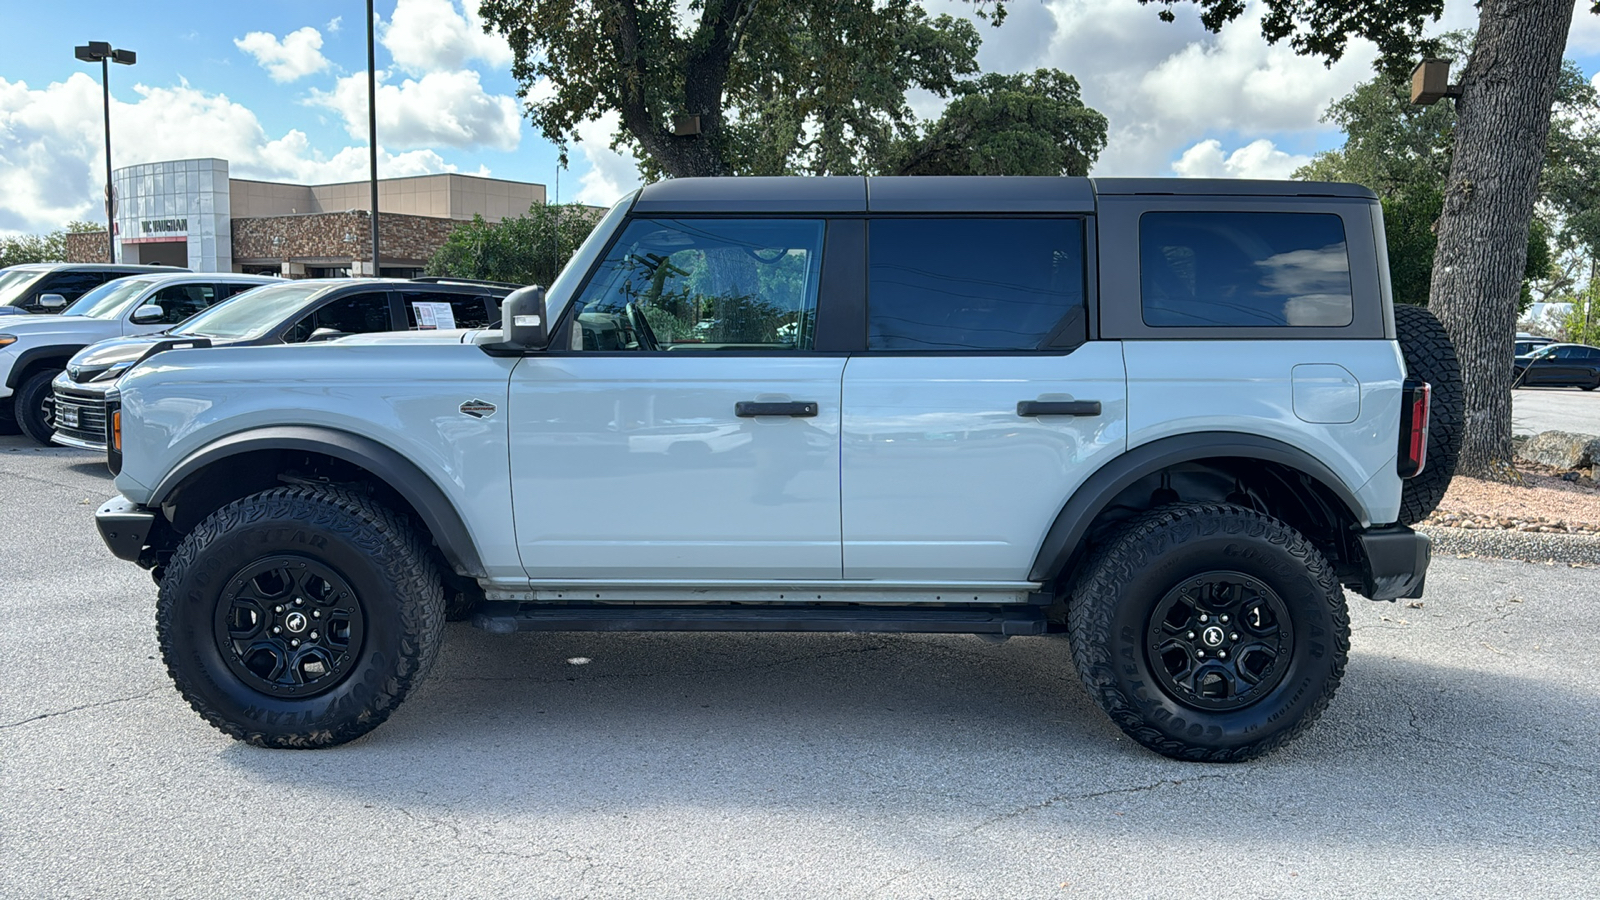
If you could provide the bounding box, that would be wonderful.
[95,495,156,562]
[1354,524,1431,601]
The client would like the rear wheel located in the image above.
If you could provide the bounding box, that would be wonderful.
[14,370,59,445]
[1393,305,1462,524]
[156,486,445,748]
[1068,503,1349,762]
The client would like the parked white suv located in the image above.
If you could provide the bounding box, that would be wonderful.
[0,272,277,442]
[93,177,1461,761]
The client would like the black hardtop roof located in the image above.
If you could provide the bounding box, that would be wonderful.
[630,176,1375,214]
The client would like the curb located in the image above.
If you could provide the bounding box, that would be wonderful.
[1418,524,1600,566]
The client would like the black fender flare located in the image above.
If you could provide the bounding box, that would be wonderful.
[5,345,88,390]
[1028,432,1369,584]
[149,425,486,577]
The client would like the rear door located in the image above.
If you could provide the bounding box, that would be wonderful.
[840,217,1127,582]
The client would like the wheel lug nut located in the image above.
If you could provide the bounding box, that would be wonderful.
[1230,632,1239,641]
[312,610,321,619]
[1220,615,1230,624]
[273,626,282,634]
[1187,631,1195,639]
[1198,614,1209,623]
[294,598,304,606]
[290,639,300,648]
[274,606,283,614]
[1196,649,1206,658]
[1218,650,1228,659]
[309,631,318,641]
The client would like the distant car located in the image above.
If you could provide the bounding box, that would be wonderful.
[0,263,187,316]
[49,277,516,451]
[0,272,276,443]
[1513,343,1600,390]
[1514,337,1555,357]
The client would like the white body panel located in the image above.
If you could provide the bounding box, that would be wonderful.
[1121,340,1405,526]
[114,343,525,579]
[507,355,846,580]
[840,344,1128,580]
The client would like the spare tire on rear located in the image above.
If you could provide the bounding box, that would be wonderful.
[1393,304,1462,525]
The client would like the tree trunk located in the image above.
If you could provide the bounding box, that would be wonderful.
[1428,0,1576,480]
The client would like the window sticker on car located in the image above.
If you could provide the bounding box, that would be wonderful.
[413,301,456,330]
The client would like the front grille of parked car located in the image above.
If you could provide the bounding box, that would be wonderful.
[51,392,109,446]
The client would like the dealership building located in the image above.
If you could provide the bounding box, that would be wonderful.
[66,158,546,278]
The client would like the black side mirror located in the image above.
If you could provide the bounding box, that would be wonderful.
[482,286,548,355]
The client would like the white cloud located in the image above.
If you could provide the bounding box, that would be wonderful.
[381,0,511,75]
[307,69,521,152]
[327,16,344,35]
[0,74,460,234]
[570,113,642,207]
[1566,1,1600,54]
[1172,138,1312,179]
[234,27,331,83]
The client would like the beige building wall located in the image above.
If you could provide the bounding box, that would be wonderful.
[229,174,544,223]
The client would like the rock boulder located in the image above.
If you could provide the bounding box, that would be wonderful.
[1516,430,1600,470]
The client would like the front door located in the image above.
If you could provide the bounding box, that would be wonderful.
[510,216,844,580]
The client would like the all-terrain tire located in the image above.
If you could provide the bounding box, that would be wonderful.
[14,370,59,445]
[156,486,445,748]
[1067,503,1350,763]
[1393,304,1462,524]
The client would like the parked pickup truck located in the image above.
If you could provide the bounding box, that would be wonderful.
[94,176,1462,761]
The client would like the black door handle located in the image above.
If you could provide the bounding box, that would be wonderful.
[1017,399,1101,417]
[736,400,819,418]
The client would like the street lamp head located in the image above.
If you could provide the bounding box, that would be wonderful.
[111,48,136,65]
[74,41,111,62]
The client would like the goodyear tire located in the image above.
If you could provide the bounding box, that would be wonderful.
[1067,503,1349,762]
[1394,304,1462,525]
[156,486,445,748]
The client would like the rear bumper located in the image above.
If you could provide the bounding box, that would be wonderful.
[95,495,156,562]
[1354,524,1431,601]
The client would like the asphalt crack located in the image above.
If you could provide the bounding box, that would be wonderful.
[966,774,1231,834]
[0,689,160,730]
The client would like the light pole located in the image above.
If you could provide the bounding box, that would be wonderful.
[74,41,135,264]
[366,1,380,277]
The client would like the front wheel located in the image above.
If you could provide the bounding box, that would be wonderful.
[14,370,59,445]
[156,486,445,748]
[1067,503,1349,762]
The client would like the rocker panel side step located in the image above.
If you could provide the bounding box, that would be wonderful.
[470,603,1047,636]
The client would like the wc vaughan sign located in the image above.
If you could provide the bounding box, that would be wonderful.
[141,218,188,236]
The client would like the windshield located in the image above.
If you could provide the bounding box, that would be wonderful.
[62,278,157,319]
[0,269,46,307]
[172,282,327,340]
[544,193,635,324]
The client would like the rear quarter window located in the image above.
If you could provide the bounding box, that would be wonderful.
[1140,212,1353,328]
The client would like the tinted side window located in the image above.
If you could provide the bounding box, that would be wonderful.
[569,218,825,351]
[867,219,1085,351]
[31,272,105,308]
[400,291,491,329]
[1140,212,1353,327]
[149,283,217,324]
[285,292,394,342]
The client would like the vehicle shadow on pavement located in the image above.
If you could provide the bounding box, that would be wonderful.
[216,625,1598,854]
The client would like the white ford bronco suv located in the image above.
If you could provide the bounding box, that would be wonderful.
[94,177,1460,761]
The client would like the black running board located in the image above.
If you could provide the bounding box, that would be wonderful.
[470,603,1047,636]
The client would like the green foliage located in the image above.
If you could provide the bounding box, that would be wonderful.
[1561,282,1600,346]
[425,203,601,286]
[1297,36,1582,311]
[1137,0,1446,72]
[480,0,1106,181]
[0,222,105,268]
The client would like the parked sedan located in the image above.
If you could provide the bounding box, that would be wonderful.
[1512,343,1600,390]
[50,277,515,451]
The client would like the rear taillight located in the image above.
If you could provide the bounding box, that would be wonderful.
[1397,379,1430,478]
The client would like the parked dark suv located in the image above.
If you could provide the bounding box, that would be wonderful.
[0,264,187,316]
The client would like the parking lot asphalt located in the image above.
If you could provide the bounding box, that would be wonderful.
[2,435,1597,899]
[1513,387,1600,436]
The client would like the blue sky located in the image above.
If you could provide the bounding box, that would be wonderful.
[2,0,1598,236]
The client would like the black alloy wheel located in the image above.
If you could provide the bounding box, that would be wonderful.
[1067,503,1349,762]
[214,557,366,698]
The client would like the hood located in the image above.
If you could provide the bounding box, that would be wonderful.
[63,334,223,385]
